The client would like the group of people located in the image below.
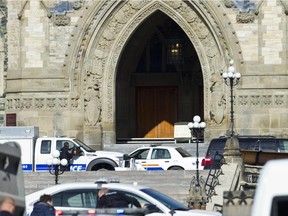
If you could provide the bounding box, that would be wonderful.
[0,188,140,216]
[0,194,55,216]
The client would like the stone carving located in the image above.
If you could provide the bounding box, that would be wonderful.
[6,99,13,110]
[238,95,249,106]
[236,12,254,23]
[51,14,71,26]
[47,98,56,109]
[250,95,261,106]
[274,95,284,106]
[262,95,272,106]
[35,98,45,109]
[209,57,226,124]
[15,99,21,110]
[58,98,68,108]
[23,98,32,109]
[84,56,103,126]
[75,0,241,124]
[224,0,234,8]
[73,1,82,10]
[71,97,79,109]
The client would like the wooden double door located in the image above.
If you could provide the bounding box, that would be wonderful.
[136,87,178,138]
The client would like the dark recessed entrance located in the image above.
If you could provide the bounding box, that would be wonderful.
[116,11,203,141]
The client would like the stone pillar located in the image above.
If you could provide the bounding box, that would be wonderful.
[223,136,244,181]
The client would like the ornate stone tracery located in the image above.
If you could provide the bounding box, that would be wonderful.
[68,0,244,136]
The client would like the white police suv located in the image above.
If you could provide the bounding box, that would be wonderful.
[25,179,221,216]
[118,145,204,171]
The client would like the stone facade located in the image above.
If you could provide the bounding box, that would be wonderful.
[1,0,287,149]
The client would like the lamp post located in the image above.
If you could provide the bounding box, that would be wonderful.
[222,60,243,164]
[46,150,68,184]
[187,115,207,209]
[222,60,241,138]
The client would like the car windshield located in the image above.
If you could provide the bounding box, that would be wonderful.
[141,188,189,211]
[73,139,95,152]
[176,147,192,157]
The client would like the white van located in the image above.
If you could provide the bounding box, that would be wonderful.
[251,159,288,216]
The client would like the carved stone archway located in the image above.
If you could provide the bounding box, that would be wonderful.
[67,0,242,146]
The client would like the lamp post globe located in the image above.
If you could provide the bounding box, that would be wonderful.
[52,150,60,158]
[46,149,67,184]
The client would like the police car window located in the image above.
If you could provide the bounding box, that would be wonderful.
[130,149,149,159]
[176,147,191,157]
[40,140,51,154]
[52,189,97,208]
[151,149,169,159]
[56,140,75,151]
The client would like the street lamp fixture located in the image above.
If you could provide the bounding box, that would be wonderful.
[222,60,241,137]
[46,150,68,184]
[222,60,243,167]
[187,115,207,209]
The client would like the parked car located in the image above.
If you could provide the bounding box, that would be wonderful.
[201,136,288,169]
[251,159,288,216]
[25,179,221,216]
[118,145,203,171]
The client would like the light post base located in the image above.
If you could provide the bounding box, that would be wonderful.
[187,176,207,210]
[223,136,244,181]
[223,137,242,160]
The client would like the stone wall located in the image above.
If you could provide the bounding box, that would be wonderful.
[3,0,288,149]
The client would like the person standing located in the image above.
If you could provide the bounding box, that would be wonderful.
[59,142,73,171]
[30,194,55,216]
[0,197,15,216]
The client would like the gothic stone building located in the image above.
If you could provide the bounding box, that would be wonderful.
[1,0,287,149]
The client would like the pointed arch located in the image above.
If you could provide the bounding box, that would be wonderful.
[65,0,243,143]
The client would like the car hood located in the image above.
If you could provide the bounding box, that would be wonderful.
[94,150,123,157]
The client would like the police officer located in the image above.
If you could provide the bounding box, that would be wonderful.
[59,142,73,171]
[97,188,141,208]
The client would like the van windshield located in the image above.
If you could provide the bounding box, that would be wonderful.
[73,139,95,152]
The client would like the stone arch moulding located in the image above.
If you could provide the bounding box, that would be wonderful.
[68,0,243,143]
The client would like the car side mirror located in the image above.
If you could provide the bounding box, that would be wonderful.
[144,204,161,214]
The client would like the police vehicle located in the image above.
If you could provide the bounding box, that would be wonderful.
[117,145,203,171]
[25,179,222,216]
[0,126,123,172]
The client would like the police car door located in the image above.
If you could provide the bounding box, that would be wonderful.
[147,148,172,170]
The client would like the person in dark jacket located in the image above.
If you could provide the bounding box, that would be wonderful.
[97,188,141,208]
[0,197,15,216]
[59,142,73,171]
[30,194,55,216]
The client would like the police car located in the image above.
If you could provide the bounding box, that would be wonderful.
[118,145,203,171]
[25,179,221,216]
